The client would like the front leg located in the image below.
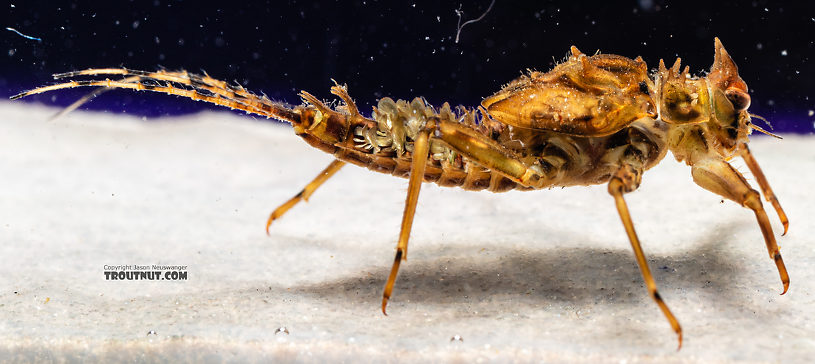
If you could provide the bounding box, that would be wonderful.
[740,144,789,235]
[691,158,789,294]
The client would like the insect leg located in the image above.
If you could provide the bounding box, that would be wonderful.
[691,158,789,294]
[378,115,546,313]
[382,125,434,315]
[740,144,789,235]
[608,165,683,349]
[266,159,346,234]
[435,119,543,187]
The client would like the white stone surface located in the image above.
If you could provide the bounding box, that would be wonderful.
[0,103,813,363]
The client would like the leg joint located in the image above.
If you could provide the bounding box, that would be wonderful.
[743,189,763,210]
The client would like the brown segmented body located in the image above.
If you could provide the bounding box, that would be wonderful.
[11,37,790,349]
[311,104,667,192]
[299,50,669,192]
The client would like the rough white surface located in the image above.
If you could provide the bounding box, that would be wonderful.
[0,103,813,363]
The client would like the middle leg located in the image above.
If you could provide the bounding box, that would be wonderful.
[380,117,551,314]
[608,164,683,349]
[382,126,433,314]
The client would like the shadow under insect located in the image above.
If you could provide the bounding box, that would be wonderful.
[286,221,757,313]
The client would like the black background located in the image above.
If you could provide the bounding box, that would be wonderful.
[3,0,813,133]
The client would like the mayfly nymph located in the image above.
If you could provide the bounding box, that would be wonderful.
[12,37,789,349]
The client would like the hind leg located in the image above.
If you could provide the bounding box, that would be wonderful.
[266,159,346,234]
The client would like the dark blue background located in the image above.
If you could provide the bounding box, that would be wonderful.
[3,0,814,134]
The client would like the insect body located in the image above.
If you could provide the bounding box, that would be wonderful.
[11,38,789,349]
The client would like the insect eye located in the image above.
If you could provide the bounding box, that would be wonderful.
[638,81,649,94]
[725,88,751,111]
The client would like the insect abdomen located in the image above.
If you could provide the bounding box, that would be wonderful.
[293,96,523,193]
[332,138,522,192]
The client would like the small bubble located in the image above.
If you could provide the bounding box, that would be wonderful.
[132,20,140,29]
[450,335,463,342]
[781,50,788,56]
[275,327,290,335]
[756,43,763,50]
